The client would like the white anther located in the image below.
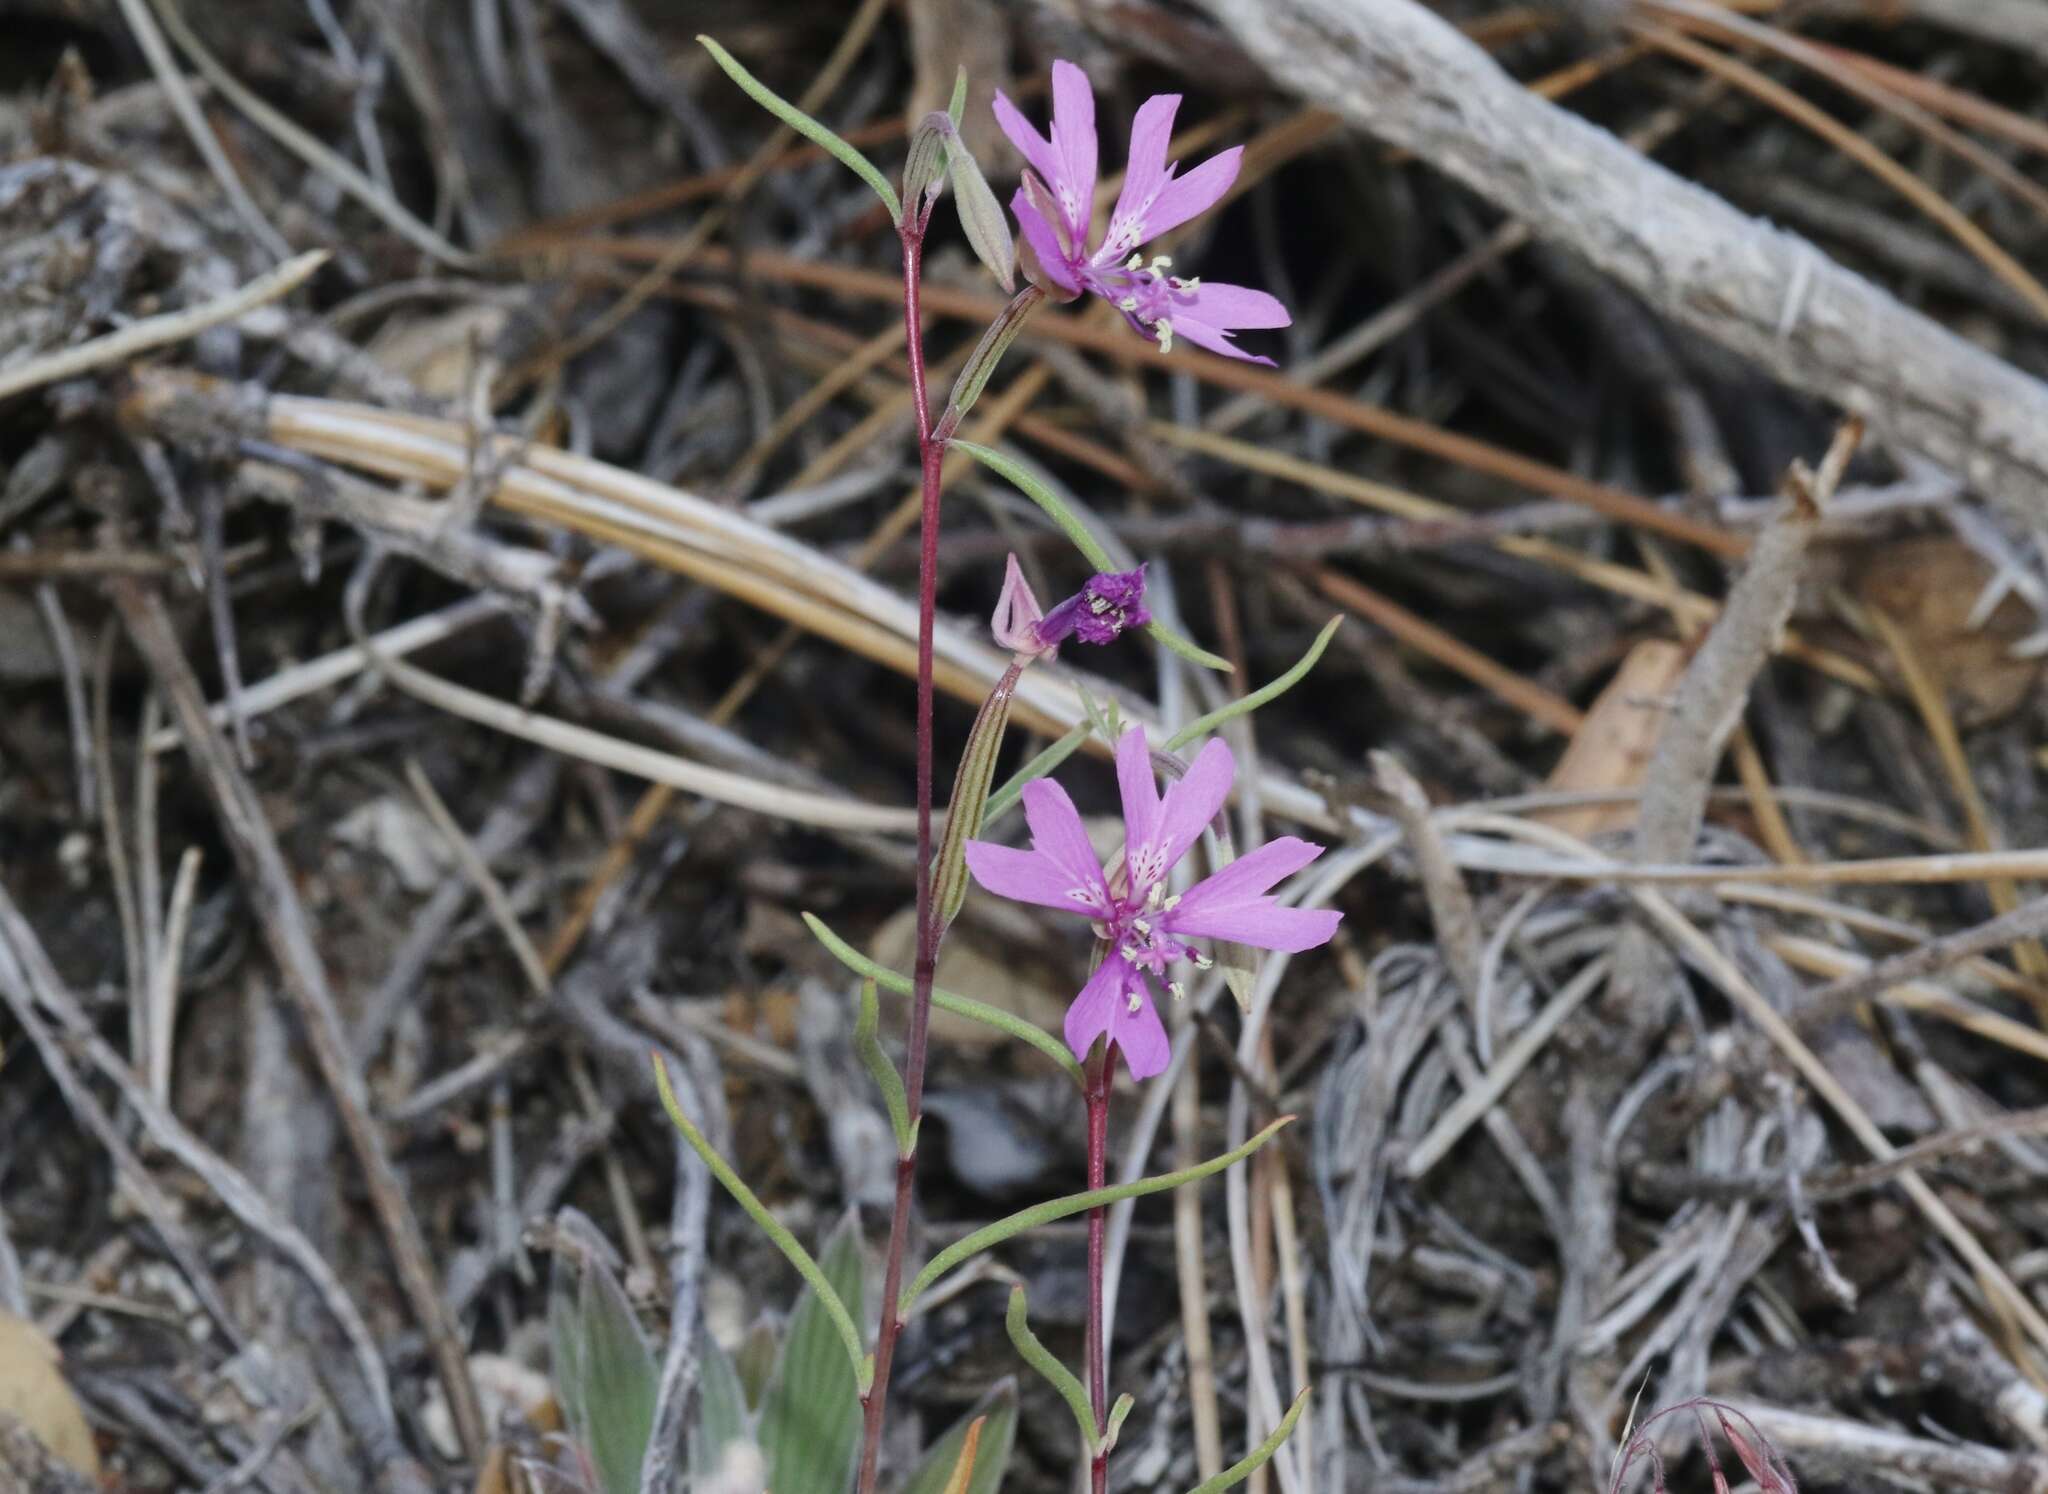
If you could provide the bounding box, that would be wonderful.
[1150,255,1173,270]
[1168,980,1187,1002]
[1118,296,1139,312]
[1154,319,1174,354]
[1126,991,1143,1014]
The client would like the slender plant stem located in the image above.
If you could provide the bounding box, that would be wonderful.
[1086,1042,1117,1494]
[856,219,941,1494]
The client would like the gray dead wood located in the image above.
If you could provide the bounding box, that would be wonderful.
[1191,0,2048,528]
[110,581,488,1466]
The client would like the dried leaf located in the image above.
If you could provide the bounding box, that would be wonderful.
[0,1311,100,1480]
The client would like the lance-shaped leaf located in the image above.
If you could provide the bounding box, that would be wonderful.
[804,912,1082,1087]
[900,1381,1018,1494]
[952,439,1230,670]
[698,36,900,220]
[901,1117,1293,1316]
[853,978,913,1157]
[759,1214,867,1494]
[1183,1388,1311,1494]
[933,662,1022,934]
[941,288,1045,436]
[689,1330,753,1481]
[651,1054,872,1391]
[547,1214,658,1494]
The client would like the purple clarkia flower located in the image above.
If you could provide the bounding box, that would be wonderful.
[992,557,1150,658]
[964,727,1341,1079]
[1039,565,1149,647]
[993,61,1291,364]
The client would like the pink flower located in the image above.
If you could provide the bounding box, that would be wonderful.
[964,727,1341,1078]
[993,61,1291,365]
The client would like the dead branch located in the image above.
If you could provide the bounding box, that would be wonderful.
[1191,0,2048,525]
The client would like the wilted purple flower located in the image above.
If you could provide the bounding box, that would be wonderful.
[964,727,1341,1078]
[1039,565,1150,647]
[993,559,1150,658]
[993,61,1290,364]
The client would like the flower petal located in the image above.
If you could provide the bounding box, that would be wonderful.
[1010,185,1080,292]
[1101,93,1179,263]
[1170,900,1342,953]
[1177,280,1291,330]
[1064,953,1133,1066]
[1048,60,1098,252]
[963,841,1083,913]
[1111,982,1171,1079]
[1167,314,1276,366]
[992,89,1058,193]
[1021,777,1110,909]
[1153,737,1234,877]
[1174,837,1325,917]
[1115,726,1162,887]
[1136,145,1241,241]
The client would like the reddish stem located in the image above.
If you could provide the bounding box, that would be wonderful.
[1085,1043,1117,1494]
[855,222,942,1494]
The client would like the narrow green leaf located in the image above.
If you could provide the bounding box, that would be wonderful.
[651,1053,872,1391]
[1164,616,1343,752]
[902,1118,1295,1316]
[1183,1388,1311,1494]
[547,1224,658,1494]
[761,1214,868,1494]
[947,65,969,127]
[1105,1393,1135,1453]
[952,439,1230,670]
[698,35,900,219]
[934,663,1021,933]
[944,130,1016,291]
[943,288,1044,432]
[689,1330,753,1479]
[854,979,913,1156]
[983,719,1092,828]
[1004,1286,1097,1449]
[803,913,1083,1087]
[900,1381,1019,1494]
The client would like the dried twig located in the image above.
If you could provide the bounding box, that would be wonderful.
[0,252,325,403]
[1192,0,2048,520]
[110,581,487,1462]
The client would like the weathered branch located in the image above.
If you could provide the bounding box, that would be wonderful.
[1192,0,2048,525]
